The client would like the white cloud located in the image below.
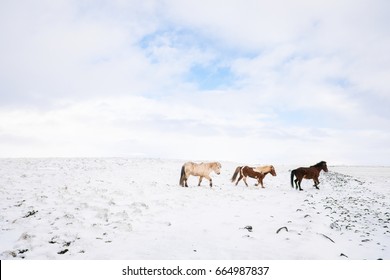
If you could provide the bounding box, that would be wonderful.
[0,0,389,164]
[0,94,387,165]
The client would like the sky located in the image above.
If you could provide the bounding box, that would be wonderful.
[0,0,390,165]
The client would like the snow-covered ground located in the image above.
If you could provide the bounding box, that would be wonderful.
[1,158,389,259]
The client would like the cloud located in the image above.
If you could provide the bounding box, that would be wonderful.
[0,0,389,164]
[0,94,387,165]
[0,0,162,107]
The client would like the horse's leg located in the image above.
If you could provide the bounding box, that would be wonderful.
[294,178,299,190]
[185,176,189,187]
[313,177,320,189]
[198,176,203,186]
[236,174,243,186]
[298,179,303,191]
[259,178,265,188]
[243,176,249,187]
[204,175,212,187]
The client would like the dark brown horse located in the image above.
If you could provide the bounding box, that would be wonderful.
[231,165,276,188]
[291,161,328,191]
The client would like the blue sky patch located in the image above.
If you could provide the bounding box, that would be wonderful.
[186,64,236,90]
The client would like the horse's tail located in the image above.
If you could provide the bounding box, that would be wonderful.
[179,165,186,187]
[290,170,295,188]
[231,166,241,183]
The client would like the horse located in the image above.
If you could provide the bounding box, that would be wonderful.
[253,165,277,177]
[179,161,222,187]
[291,161,328,191]
[231,165,277,188]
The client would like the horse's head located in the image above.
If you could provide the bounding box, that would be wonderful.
[321,161,328,172]
[270,165,277,176]
[213,162,222,175]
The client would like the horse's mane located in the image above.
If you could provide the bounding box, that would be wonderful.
[311,161,326,167]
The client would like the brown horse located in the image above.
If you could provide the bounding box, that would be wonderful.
[179,161,221,187]
[231,165,277,188]
[253,165,277,176]
[291,161,328,191]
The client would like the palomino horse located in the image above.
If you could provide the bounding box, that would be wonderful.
[231,165,277,188]
[179,161,222,187]
[291,161,328,191]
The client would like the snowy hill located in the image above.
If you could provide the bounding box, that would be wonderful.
[1,158,389,259]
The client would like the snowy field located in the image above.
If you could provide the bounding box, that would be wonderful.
[0,158,389,260]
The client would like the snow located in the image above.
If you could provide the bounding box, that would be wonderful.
[1,158,389,260]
